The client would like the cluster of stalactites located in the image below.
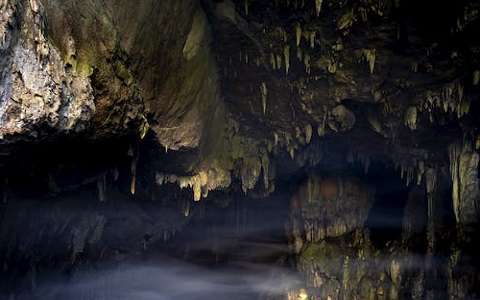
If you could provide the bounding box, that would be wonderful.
[421,81,470,120]
[156,168,231,201]
[347,151,371,174]
[268,0,323,16]
[262,24,317,76]
[393,158,430,187]
[239,153,275,194]
[155,151,274,201]
[269,123,315,161]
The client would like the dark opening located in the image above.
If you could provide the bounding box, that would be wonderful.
[365,164,410,247]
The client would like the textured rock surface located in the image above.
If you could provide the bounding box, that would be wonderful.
[289,175,374,248]
[297,231,426,300]
[1,0,480,299]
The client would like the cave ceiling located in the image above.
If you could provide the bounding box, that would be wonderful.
[0,0,479,206]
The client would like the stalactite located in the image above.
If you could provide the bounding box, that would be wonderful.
[473,70,480,86]
[139,115,149,139]
[261,154,270,190]
[276,53,282,70]
[315,0,323,16]
[284,45,290,75]
[297,47,303,61]
[97,173,107,202]
[130,150,138,195]
[317,112,327,137]
[274,132,279,147]
[295,23,302,47]
[417,161,425,185]
[295,126,304,145]
[342,255,350,293]
[260,82,268,114]
[309,31,316,48]
[304,53,311,74]
[270,52,276,70]
[241,157,262,193]
[289,147,295,159]
[244,0,249,15]
[425,167,437,254]
[405,106,418,130]
[449,143,462,222]
[305,124,313,144]
[362,49,376,74]
[448,142,479,224]
[29,0,39,13]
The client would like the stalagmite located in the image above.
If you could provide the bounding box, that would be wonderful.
[295,23,302,47]
[284,45,290,75]
[315,0,323,16]
[260,82,268,114]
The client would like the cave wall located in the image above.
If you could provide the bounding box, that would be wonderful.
[1,0,480,299]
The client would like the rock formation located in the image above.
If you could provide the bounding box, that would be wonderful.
[1,0,480,299]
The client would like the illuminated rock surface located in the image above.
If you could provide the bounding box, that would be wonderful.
[1,0,480,299]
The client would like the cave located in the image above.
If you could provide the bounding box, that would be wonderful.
[1,0,480,299]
